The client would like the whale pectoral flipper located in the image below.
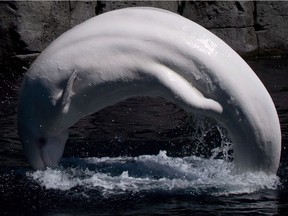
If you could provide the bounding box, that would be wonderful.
[59,70,78,114]
[151,64,223,115]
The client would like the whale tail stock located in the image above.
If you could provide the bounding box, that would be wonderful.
[142,64,281,175]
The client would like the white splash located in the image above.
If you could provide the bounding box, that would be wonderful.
[27,151,280,196]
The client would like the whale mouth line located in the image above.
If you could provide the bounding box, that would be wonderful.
[40,147,54,169]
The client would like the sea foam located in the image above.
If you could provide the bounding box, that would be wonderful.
[27,150,280,197]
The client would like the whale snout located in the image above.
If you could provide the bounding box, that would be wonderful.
[20,129,68,170]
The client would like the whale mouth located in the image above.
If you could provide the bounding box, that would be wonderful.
[40,149,54,168]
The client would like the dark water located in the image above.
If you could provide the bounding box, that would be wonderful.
[0,58,288,215]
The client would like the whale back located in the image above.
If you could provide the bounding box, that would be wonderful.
[19,7,281,173]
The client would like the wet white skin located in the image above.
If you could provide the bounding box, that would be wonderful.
[18,7,281,174]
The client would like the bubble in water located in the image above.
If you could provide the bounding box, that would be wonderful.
[185,114,233,161]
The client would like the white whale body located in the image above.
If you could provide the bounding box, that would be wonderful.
[18,7,281,174]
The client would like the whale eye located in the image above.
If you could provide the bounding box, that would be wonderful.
[38,137,47,149]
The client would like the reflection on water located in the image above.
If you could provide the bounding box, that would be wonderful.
[0,58,288,215]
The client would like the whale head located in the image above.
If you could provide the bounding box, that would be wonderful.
[18,75,69,170]
[19,126,68,170]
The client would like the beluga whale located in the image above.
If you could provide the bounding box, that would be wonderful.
[18,7,281,174]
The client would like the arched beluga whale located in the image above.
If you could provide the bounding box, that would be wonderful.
[17,7,281,174]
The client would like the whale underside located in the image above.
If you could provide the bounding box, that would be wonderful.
[18,7,281,174]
